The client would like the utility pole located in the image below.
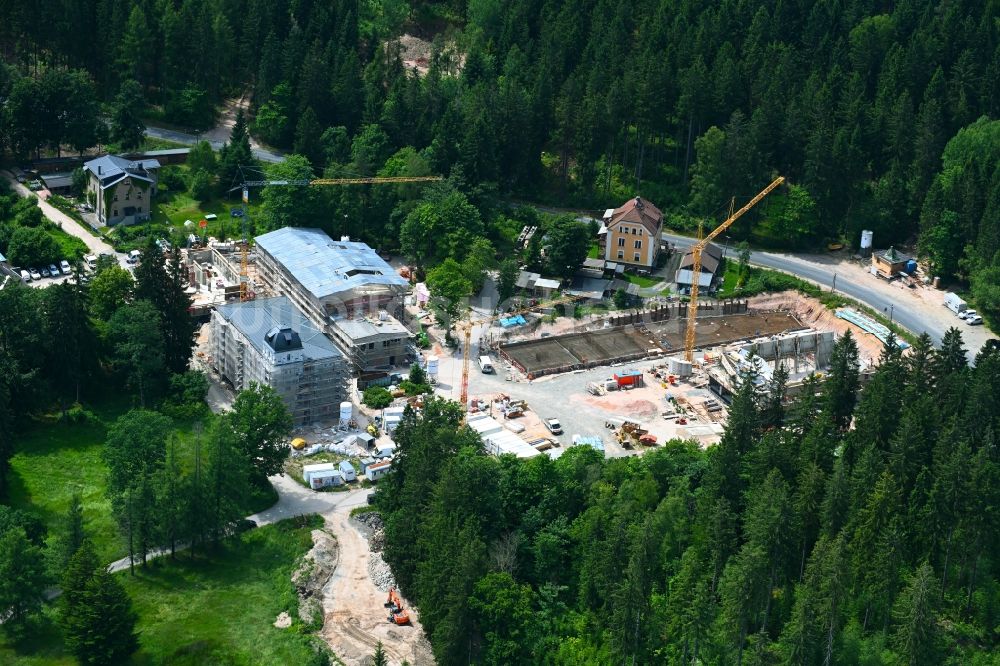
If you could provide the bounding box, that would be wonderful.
[831,272,837,292]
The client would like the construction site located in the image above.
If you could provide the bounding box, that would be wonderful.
[496,300,801,378]
[426,289,877,457]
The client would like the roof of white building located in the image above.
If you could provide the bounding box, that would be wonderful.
[333,315,409,342]
[255,227,409,300]
[215,296,341,361]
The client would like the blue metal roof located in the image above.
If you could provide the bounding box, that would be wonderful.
[215,296,341,361]
[254,227,408,300]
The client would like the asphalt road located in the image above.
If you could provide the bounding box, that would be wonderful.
[663,232,945,346]
[144,124,286,163]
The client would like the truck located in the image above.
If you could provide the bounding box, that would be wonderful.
[478,356,494,373]
[944,292,967,315]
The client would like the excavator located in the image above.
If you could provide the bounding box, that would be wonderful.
[384,588,410,625]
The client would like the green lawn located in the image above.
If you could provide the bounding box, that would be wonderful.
[121,516,325,666]
[0,517,325,666]
[7,395,276,567]
[717,263,742,295]
[108,189,260,252]
[620,271,664,289]
[7,398,131,564]
[587,243,601,259]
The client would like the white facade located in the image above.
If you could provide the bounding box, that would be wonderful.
[209,297,348,426]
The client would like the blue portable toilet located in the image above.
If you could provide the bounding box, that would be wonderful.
[905,259,917,274]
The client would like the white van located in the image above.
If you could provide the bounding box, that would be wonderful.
[127,249,141,264]
[478,356,494,373]
[84,255,98,270]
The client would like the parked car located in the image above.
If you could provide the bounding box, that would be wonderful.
[966,315,983,326]
[959,309,978,321]
[40,267,50,278]
[19,269,31,282]
[544,418,563,435]
[48,264,60,277]
[60,260,72,275]
[29,268,41,280]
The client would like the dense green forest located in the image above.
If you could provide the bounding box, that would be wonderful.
[2,2,999,296]
[378,332,1000,665]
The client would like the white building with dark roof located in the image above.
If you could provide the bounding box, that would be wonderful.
[254,227,413,371]
[83,155,161,226]
[209,295,348,425]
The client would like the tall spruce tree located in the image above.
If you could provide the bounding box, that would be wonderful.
[61,541,139,666]
[823,331,860,430]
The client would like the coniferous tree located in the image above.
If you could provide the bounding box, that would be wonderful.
[0,526,47,637]
[892,562,941,666]
[61,541,139,666]
[50,492,86,574]
[823,331,860,430]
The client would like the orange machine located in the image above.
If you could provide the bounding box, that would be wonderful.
[385,588,411,625]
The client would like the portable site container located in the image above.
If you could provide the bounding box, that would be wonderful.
[613,369,644,387]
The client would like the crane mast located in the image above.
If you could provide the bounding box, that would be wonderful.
[684,177,784,361]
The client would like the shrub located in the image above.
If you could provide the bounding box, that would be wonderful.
[362,386,393,410]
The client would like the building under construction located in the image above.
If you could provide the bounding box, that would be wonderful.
[497,301,802,378]
[254,227,412,372]
[706,330,837,401]
[209,296,349,425]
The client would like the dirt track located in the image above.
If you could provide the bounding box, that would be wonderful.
[321,501,434,665]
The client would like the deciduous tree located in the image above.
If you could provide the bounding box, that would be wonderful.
[224,383,293,481]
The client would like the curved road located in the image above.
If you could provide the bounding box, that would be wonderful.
[145,125,285,163]
[663,234,936,345]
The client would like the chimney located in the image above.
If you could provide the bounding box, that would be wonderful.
[98,166,102,175]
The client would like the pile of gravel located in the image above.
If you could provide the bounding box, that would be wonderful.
[354,512,384,532]
[356,512,395,589]
[368,551,396,592]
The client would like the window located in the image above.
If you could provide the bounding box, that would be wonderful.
[618,237,625,247]
[113,209,118,216]
[617,250,624,259]
[637,227,643,236]
[138,206,142,212]
[368,342,375,350]
[633,253,640,262]
[113,193,118,201]
[125,191,130,200]
[137,191,142,199]
[634,240,642,249]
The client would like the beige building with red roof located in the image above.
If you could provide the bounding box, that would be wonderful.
[599,196,664,268]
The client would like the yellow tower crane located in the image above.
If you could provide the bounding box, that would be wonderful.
[684,176,785,361]
[233,173,444,301]
[455,293,585,412]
